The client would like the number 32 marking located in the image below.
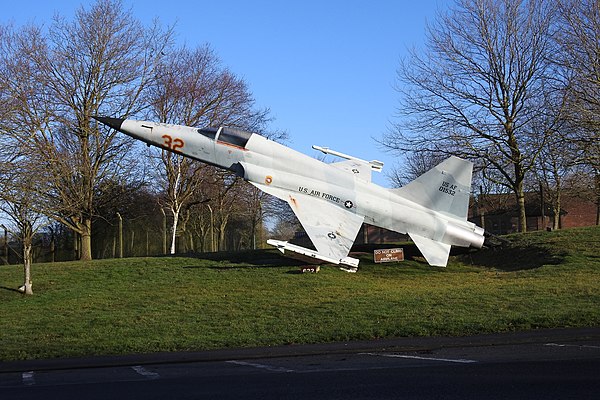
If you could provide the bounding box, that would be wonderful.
[162,134,185,151]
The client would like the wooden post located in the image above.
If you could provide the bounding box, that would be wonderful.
[49,227,55,263]
[2,226,8,265]
[116,212,123,258]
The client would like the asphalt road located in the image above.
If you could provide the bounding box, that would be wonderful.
[1,327,599,399]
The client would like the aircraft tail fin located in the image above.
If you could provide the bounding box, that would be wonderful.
[392,156,473,220]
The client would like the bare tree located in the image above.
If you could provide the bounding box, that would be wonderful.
[0,25,52,291]
[208,171,243,251]
[383,0,558,232]
[534,136,571,230]
[242,184,273,249]
[147,44,272,253]
[0,145,48,294]
[557,0,600,224]
[0,0,173,260]
[0,199,45,295]
[154,152,208,254]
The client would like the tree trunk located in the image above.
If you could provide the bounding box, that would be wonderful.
[117,212,123,258]
[79,218,92,261]
[73,230,80,260]
[513,159,527,233]
[49,228,55,263]
[198,226,206,252]
[516,188,527,233]
[250,217,258,250]
[208,205,214,252]
[170,207,179,254]
[218,220,228,251]
[20,229,33,295]
[553,190,561,230]
[596,172,600,226]
[22,247,33,295]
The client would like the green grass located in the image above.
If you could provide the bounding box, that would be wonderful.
[1,226,599,361]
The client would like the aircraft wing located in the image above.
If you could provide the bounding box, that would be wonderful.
[287,193,364,262]
[252,183,364,263]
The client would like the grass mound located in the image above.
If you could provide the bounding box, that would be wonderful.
[0,226,599,361]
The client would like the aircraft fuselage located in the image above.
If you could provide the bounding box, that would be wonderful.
[95,117,485,267]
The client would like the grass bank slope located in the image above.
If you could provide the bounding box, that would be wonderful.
[0,226,598,361]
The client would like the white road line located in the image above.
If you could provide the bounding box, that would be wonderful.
[22,371,36,386]
[360,352,478,364]
[545,343,600,349]
[226,360,294,373]
[131,365,160,380]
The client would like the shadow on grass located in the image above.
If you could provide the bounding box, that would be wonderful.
[175,240,571,272]
[182,249,305,269]
[0,286,22,294]
[460,244,568,271]
[353,240,569,271]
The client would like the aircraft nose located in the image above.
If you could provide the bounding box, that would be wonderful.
[93,116,124,131]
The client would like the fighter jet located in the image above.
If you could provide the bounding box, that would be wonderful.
[94,117,485,270]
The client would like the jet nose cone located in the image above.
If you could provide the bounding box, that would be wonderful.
[93,116,124,131]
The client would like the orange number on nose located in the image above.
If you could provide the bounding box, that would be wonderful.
[172,138,184,151]
[162,134,172,148]
[162,134,185,151]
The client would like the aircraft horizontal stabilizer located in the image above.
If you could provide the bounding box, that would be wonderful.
[408,233,452,267]
[267,239,359,268]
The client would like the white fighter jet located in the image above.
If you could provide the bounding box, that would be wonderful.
[94,117,486,270]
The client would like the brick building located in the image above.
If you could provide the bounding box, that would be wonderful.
[469,191,599,235]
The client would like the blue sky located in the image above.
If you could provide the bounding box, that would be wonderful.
[4,0,449,187]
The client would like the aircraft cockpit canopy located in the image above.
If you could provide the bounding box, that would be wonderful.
[218,127,252,148]
[197,127,218,140]
[197,126,253,148]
